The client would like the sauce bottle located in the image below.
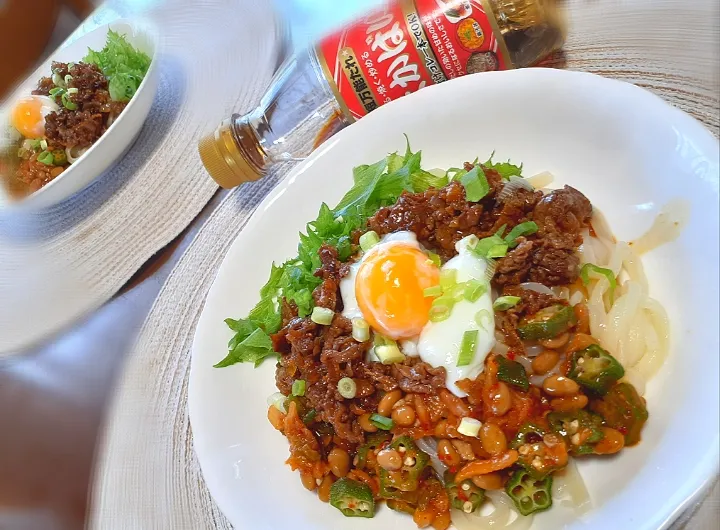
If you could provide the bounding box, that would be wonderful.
[199,0,566,188]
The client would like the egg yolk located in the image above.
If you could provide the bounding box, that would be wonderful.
[355,244,440,340]
[11,97,47,139]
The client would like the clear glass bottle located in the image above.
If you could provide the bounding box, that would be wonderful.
[199,0,566,188]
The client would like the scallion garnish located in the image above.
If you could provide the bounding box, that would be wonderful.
[423,285,443,298]
[337,377,357,399]
[580,263,618,303]
[64,74,73,85]
[427,252,442,267]
[302,409,317,424]
[440,269,457,290]
[61,92,78,111]
[39,139,48,151]
[311,306,334,325]
[291,379,306,397]
[448,282,466,302]
[464,280,487,302]
[473,235,509,260]
[504,221,539,248]
[67,87,79,94]
[457,330,479,366]
[429,296,454,322]
[359,230,380,252]
[493,296,521,311]
[475,309,492,330]
[37,151,54,165]
[369,413,394,430]
[351,318,370,342]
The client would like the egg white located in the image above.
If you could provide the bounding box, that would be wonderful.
[417,236,496,397]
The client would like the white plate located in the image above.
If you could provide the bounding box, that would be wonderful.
[0,19,158,210]
[189,69,719,529]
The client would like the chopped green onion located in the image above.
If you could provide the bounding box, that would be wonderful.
[39,139,48,151]
[352,318,370,342]
[464,280,487,302]
[475,309,492,330]
[303,409,317,424]
[291,379,306,397]
[48,86,64,97]
[37,151,54,165]
[493,296,521,311]
[266,391,287,413]
[27,138,42,150]
[359,231,380,251]
[495,224,508,238]
[376,344,405,364]
[429,296,454,322]
[487,244,508,258]
[427,252,442,267]
[459,165,491,202]
[457,417,482,437]
[369,413,394,430]
[580,263,618,303]
[67,87,79,94]
[64,74,73,85]
[52,72,66,88]
[61,92,77,111]
[448,283,467,302]
[311,306,334,325]
[463,234,480,250]
[504,221,539,248]
[457,330,479,367]
[374,334,396,347]
[68,62,75,70]
[337,377,357,399]
[440,269,457,290]
[423,285,443,298]
[473,235,509,260]
[16,147,29,159]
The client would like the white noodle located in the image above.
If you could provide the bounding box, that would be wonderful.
[630,199,690,255]
[580,203,683,396]
[65,145,89,164]
[553,458,592,514]
[525,171,554,188]
[451,491,534,530]
[569,290,584,306]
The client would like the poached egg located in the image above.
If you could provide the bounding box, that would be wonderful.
[340,232,495,396]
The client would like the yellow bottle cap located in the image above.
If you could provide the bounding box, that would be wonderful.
[198,119,264,189]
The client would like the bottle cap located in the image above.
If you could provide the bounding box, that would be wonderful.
[198,119,264,189]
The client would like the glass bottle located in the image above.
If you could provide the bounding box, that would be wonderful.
[199,0,566,188]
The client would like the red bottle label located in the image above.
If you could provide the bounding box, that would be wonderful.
[317,0,512,121]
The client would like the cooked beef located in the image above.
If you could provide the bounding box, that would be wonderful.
[495,186,592,286]
[312,244,344,310]
[391,359,447,394]
[33,62,128,149]
[44,110,104,148]
[533,185,592,236]
[368,170,507,259]
[497,285,566,351]
[503,285,563,317]
[495,238,535,285]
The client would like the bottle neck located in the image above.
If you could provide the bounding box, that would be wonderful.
[230,111,271,179]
